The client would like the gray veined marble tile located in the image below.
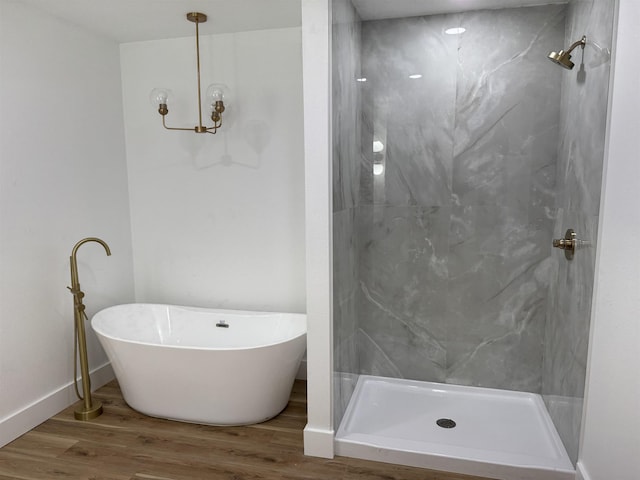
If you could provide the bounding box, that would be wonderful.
[357,328,405,379]
[452,5,566,209]
[554,0,613,218]
[358,281,448,382]
[332,0,362,213]
[445,204,553,391]
[357,205,450,382]
[361,15,457,208]
[374,123,453,207]
[361,15,458,123]
[332,0,362,428]
[445,244,552,389]
[543,210,599,400]
[445,298,545,392]
[333,209,359,306]
[543,0,614,464]
[358,206,450,333]
[542,394,583,468]
[354,6,566,391]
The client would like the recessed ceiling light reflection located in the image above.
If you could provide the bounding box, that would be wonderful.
[373,163,384,176]
[409,74,423,79]
[356,77,367,82]
[373,140,384,153]
[445,27,466,35]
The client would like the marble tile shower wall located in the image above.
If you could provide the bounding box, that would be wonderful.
[542,0,614,465]
[357,6,567,392]
[332,0,362,428]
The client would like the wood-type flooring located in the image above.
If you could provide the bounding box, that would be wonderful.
[0,380,496,480]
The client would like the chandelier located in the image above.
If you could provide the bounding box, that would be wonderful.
[150,12,227,134]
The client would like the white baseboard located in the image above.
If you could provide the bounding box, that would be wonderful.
[303,425,335,458]
[575,461,591,480]
[0,362,114,448]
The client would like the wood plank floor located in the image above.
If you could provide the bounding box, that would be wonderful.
[0,380,496,480]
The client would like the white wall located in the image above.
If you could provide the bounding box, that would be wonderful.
[120,27,305,313]
[578,0,640,478]
[0,0,134,446]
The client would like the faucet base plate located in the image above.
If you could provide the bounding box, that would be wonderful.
[74,401,103,421]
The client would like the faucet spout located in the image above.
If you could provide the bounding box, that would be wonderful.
[70,237,111,292]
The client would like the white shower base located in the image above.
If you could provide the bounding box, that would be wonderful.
[335,375,574,480]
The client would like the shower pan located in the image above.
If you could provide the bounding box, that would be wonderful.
[331,0,615,478]
[336,376,573,479]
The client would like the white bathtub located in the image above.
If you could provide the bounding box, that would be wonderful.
[91,303,306,425]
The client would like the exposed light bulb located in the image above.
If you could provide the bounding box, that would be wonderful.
[373,163,384,176]
[356,77,367,82]
[445,27,466,35]
[373,140,384,153]
[409,74,423,79]
[149,88,172,106]
[206,83,228,105]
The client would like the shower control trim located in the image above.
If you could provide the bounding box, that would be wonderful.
[553,229,579,260]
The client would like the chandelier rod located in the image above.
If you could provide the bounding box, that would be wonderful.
[194,16,204,130]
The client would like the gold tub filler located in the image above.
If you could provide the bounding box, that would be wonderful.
[67,237,111,420]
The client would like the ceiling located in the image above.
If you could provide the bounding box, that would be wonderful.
[351,0,568,20]
[20,0,302,43]
[20,0,567,43]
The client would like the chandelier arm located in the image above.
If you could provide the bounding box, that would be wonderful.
[164,126,199,132]
[206,121,221,133]
[161,115,195,132]
[162,124,197,132]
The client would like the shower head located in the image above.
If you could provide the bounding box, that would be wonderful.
[548,50,576,69]
[548,35,587,70]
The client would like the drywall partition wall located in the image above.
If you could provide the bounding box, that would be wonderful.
[0,0,134,447]
[302,0,334,459]
[579,1,640,478]
[120,27,305,313]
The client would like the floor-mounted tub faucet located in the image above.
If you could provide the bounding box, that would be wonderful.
[68,237,111,421]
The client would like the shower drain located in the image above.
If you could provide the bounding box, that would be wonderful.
[436,418,456,429]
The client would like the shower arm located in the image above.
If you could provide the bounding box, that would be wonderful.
[564,36,587,55]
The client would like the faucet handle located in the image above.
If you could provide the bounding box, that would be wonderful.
[553,228,578,260]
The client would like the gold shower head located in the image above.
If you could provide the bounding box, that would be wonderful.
[548,35,587,70]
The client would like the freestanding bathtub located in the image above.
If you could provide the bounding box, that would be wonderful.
[91,303,306,425]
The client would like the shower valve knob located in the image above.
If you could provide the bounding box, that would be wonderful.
[553,238,573,249]
[553,229,578,260]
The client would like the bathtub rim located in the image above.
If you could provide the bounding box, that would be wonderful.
[91,303,307,352]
